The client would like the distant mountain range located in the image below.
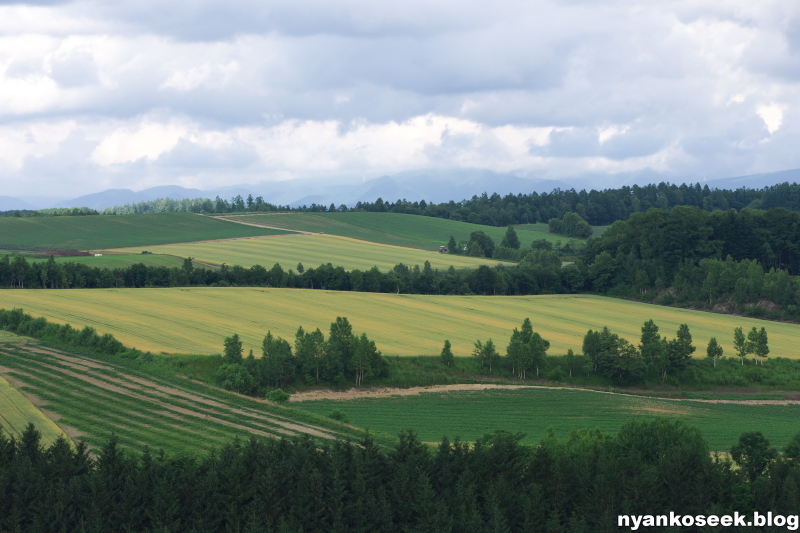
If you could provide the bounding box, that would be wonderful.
[5,167,800,211]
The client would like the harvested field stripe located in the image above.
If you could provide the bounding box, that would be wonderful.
[111,233,511,272]
[0,374,69,446]
[0,344,363,454]
[7,346,342,439]
[3,289,800,358]
[4,362,301,439]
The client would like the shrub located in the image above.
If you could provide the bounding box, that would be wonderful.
[266,388,290,403]
[327,409,349,423]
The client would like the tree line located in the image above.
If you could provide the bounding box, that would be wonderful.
[214,317,388,395]
[0,307,128,357]
[0,251,573,297]
[351,180,800,226]
[2,419,799,532]
[10,180,800,230]
[446,317,776,389]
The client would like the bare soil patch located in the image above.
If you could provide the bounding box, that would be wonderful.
[290,383,800,406]
[290,384,532,401]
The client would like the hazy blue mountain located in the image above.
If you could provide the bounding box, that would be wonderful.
[0,196,39,211]
[47,167,800,211]
[702,168,800,190]
[53,185,207,210]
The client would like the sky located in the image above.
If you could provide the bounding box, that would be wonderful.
[1,0,799,198]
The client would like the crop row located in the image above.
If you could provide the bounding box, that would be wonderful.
[0,344,358,454]
[0,373,68,445]
[113,234,509,272]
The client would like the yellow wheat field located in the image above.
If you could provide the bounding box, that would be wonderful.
[109,234,509,271]
[1,289,799,359]
[0,374,71,445]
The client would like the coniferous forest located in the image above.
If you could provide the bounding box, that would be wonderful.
[3,420,800,533]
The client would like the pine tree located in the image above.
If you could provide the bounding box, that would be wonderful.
[447,235,458,254]
[500,225,520,249]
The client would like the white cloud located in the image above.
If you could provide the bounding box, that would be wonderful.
[757,104,786,134]
[0,0,799,198]
[91,119,189,165]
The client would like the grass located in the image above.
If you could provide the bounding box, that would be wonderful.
[0,374,69,446]
[53,253,192,269]
[0,212,292,250]
[109,234,511,271]
[293,387,800,451]
[2,290,799,359]
[219,212,567,250]
[0,343,374,455]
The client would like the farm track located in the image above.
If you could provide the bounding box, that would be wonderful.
[106,232,307,252]
[0,343,353,452]
[289,383,800,405]
[216,215,320,235]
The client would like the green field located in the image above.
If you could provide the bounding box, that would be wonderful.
[52,253,192,269]
[0,212,292,250]
[220,212,565,250]
[294,387,800,451]
[0,343,369,454]
[1,290,797,359]
[111,234,510,271]
[0,373,70,446]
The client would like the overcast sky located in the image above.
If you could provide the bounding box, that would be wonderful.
[1,0,798,198]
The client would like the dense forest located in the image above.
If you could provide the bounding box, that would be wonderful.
[581,206,800,321]
[2,420,799,532]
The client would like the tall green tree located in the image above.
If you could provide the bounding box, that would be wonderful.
[261,332,295,389]
[447,235,458,254]
[468,231,496,258]
[506,318,549,379]
[668,324,695,374]
[440,340,454,368]
[747,326,769,365]
[473,339,499,372]
[589,327,645,383]
[731,432,777,483]
[500,226,520,250]
[352,333,383,386]
[325,317,354,382]
[734,327,747,364]
[706,337,723,368]
[295,326,326,383]
[639,319,663,365]
[223,333,243,364]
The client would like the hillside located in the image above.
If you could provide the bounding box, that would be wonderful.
[2,290,797,358]
[219,212,566,250]
[0,339,371,454]
[294,386,800,451]
[0,212,292,250]
[111,234,511,272]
